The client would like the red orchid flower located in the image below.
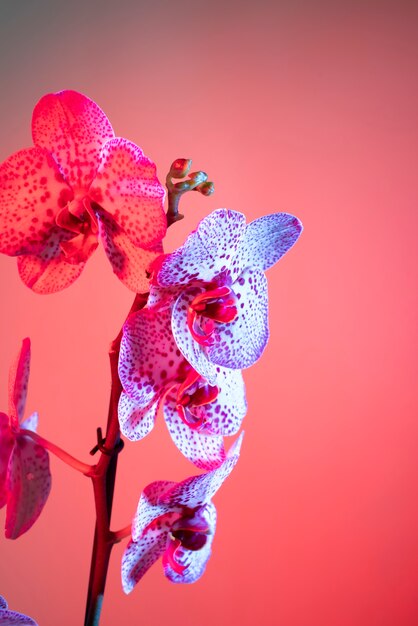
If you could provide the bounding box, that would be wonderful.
[0,90,166,293]
[0,339,51,539]
[121,432,243,592]
[0,596,37,625]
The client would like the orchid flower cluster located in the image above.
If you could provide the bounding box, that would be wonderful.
[0,90,302,625]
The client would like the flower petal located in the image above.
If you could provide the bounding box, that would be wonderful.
[17,230,85,294]
[132,481,177,541]
[8,339,30,428]
[118,392,157,442]
[96,210,162,293]
[207,268,269,369]
[0,147,71,256]
[0,413,14,509]
[232,212,303,277]
[122,514,175,594]
[188,367,247,436]
[160,432,243,509]
[93,138,166,247]
[171,289,218,385]
[0,607,38,625]
[163,394,226,470]
[32,90,114,191]
[163,503,217,584]
[5,435,51,539]
[0,597,6,610]
[119,306,183,403]
[153,209,247,287]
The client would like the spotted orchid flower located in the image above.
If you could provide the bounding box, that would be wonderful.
[122,432,243,592]
[0,596,37,625]
[149,209,303,385]
[118,305,246,469]
[0,90,166,293]
[0,339,51,539]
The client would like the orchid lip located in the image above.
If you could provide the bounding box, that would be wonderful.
[175,367,219,430]
[187,284,239,346]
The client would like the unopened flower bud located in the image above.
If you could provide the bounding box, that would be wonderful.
[189,171,208,185]
[195,181,215,196]
[169,158,192,179]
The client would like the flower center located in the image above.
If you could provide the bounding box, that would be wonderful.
[176,367,219,430]
[55,196,99,264]
[164,508,210,574]
[187,285,238,346]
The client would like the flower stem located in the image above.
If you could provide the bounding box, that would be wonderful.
[84,293,148,626]
[19,429,93,476]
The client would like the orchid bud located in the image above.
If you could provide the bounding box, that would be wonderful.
[189,171,208,185]
[169,158,192,179]
[195,181,215,196]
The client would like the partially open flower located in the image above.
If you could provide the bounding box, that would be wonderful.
[0,339,51,539]
[121,432,243,592]
[0,90,166,293]
[118,306,246,469]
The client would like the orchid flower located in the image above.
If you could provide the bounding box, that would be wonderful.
[121,432,243,592]
[148,209,303,385]
[0,90,166,293]
[0,596,37,625]
[0,339,51,539]
[118,305,246,469]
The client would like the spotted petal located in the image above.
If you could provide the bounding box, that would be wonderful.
[122,513,176,594]
[17,230,85,294]
[0,601,38,625]
[171,289,218,385]
[207,268,269,369]
[32,90,114,191]
[5,435,51,539]
[0,413,13,509]
[232,212,303,278]
[97,210,162,293]
[118,392,158,442]
[119,306,183,403]
[8,339,30,428]
[163,395,226,470]
[163,503,217,583]
[160,432,243,509]
[0,147,71,257]
[94,138,166,248]
[153,209,247,287]
[132,480,177,541]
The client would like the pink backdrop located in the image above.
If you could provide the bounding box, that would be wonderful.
[1,2,418,625]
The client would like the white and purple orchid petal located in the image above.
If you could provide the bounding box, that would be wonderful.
[119,306,183,403]
[232,213,303,277]
[19,412,38,433]
[122,513,176,594]
[172,289,218,385]
[0,604,38,625]
[132,480,178,541]
[118,392,158,442]
[163,503,217,584]
[206,268,269,369]
[8,339,30,428]
[97,210,162,293]
[5,435,51,539]
[187,367,247,436]
[16,228,86,294]
[0,147,71,257]
[93,137,166,248]
[153,209,247,287]
[0,597,6,610]
[160,432,243,509]
[0,413,14,509]
[163,394,226,470]
[147,284,183,312]
[32,90,114,191]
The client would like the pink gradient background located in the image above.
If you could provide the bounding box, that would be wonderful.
[1,1,418,624]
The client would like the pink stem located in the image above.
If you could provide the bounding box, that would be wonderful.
[19,429,93,476]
